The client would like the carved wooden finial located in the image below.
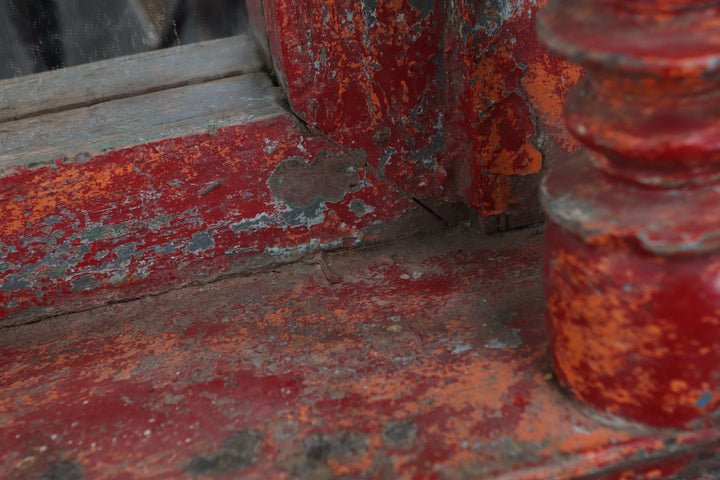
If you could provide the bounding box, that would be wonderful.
[538,0,720,427]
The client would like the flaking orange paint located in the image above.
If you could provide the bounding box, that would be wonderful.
[544,217,720,427]
[0,114,425,321]
[260,0,580,216]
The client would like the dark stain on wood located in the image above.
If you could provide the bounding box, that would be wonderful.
[268,150,366,208]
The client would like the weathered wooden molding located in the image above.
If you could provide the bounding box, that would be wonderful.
[0,34,263,122]
[0,39,453,325]
[0,74,282,170]
[250,0,582,226]
[539,0,720,428]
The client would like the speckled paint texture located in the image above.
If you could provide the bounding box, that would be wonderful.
[539,0,720,428]
[4,1,720,476]
[3,227,719,479]
[445,0,582,223]
[0,114,440,324]
[254,0,581,222]
[260,0,449,198]
[1,0,580,320]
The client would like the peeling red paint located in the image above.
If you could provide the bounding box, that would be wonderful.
[253,0,581,221]
[4,0,717,475]
[259,0,448,198]
[3,227,717,479]
[544,212,720,427]
[539,0,720,428]
[0,113,437,323]
[444,0,582,220]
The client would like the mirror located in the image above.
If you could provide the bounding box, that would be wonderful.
[0,0,249,80]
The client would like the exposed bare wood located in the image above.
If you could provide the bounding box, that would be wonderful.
[0,73,283,170]
[0,34,264,122]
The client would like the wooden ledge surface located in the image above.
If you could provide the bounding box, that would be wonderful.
[0,73,284,170]
[0,34,264,123]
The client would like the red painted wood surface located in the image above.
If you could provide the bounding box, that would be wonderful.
[539,0,720,428]
[4,227,720,479]
[252,0,582,225]
[0,112,442,324]
[1,0,582,322]
[443,0,582,224]
[6,2,720,476]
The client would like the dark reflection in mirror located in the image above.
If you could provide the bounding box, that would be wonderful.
[1,0,248,79]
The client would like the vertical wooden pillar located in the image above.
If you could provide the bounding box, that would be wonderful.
[538,1,720,428]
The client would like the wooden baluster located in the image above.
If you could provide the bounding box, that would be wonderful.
[538,0,720,428]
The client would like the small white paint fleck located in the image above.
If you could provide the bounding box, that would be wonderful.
[400,274,411,280]
[144,429,152,436]
[573,425,591,435]
[484,339,507,349]
[452,344,473,355]
[297,137,308,153]
[496,0,532,21]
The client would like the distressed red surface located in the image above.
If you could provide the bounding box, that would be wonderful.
[0,113,435,324]
[539,0,720,427]
[444,0,582,220]
[260,0,448,198]
[3,227,719,479]
[6,1,718,476]
[255,0,581,220]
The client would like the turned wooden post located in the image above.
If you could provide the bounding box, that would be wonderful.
[538,0,720,428]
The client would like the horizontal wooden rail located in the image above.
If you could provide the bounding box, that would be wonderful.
[0,34,263,123]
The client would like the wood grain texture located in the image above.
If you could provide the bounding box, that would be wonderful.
[0,73,283,169]
[0,34,263,122]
